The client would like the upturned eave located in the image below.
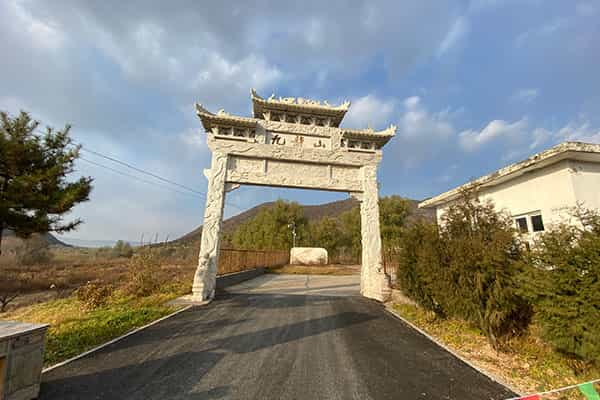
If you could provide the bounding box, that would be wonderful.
[195,103,257,131]
[250,89,350,126]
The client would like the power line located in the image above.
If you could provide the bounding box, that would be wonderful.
[79,157,205,199]
[79,147,207,197]
[79,151,245,212]
[34,128,245,211]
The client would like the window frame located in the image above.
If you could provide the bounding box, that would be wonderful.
[514,216,529,233]
[530,214,545,232]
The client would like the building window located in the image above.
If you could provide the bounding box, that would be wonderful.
[515,217,528,233]
[531,214,545,232]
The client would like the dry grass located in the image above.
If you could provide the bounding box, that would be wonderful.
[392,303,600,400]
[267,264,360,275]
[0,245,292,312]
[1,283,188,366]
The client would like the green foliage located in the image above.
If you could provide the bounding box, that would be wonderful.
[231,200,308,250]
[522,207,600,364]
[338,195,411,259]
[380,195,411,249]
[76,281,114,310]
[339,206,361,259]
[112,240,133,258]
[0,111,93,254]
[230,196,411,262]
[41,297,175,366]
[397,189,533,347]
[395,221,444,315]
[307,217,344,258]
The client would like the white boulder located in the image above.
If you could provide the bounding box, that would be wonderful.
[290,247,328,265]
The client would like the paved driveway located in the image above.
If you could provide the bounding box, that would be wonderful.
[41,274,515,400]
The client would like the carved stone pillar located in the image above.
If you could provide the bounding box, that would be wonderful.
[358,164,390,301]
[192,152,228,302]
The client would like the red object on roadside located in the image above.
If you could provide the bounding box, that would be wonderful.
[519,396,541,400]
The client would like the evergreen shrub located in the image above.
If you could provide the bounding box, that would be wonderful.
[523,208,600,364]
[397,189,533,347]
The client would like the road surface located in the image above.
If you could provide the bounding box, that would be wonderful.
[41,274,515,399]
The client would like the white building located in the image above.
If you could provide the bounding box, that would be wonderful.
[419,142,600,235]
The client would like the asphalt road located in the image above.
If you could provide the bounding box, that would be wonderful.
[41,274,515,400]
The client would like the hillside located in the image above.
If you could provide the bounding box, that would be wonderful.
[1,229,69,253]
[174,196,434,245]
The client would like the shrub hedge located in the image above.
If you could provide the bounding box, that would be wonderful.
[397,192,599,364]
[521,208,600,365]
[397,189,533,348]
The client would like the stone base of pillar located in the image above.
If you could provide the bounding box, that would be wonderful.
[170,294,212,306]
[360,271,392,302]
[191,273,216,303]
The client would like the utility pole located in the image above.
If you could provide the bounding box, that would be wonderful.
[288,221,297,248]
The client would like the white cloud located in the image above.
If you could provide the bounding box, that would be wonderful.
[556,121,600,143]
[5,0,65,50]
[192,53,283,95]
[178,128,209,157]
[391,96,458,166]
[343,94,396,129]
[459,118,528,151]
[516,17,569,47]
[437,16,470,57]
[512,88,539,104]
[457,115,600,160]
[398,96,455,139]
[522,119,600,151]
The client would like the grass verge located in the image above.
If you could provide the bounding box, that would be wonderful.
[267,264,359,275]
[0,282,189,367]
[391,303,599,399]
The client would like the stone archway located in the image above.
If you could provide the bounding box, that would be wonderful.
[192,90,396,303]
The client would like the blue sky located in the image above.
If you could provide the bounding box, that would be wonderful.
[1,0,599,245]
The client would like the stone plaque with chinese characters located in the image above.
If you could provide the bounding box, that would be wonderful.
[266,131,331,150]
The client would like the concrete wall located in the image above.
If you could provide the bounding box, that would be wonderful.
[435,160,599,235]
[215,268,265,291]
[570,160,600,210]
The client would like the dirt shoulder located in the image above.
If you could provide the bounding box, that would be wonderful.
[266,264,360,275]
[389,302,600,399]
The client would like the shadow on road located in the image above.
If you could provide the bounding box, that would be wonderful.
[211,310,375,354]
[42,349,227,400]
[41,293,375,400]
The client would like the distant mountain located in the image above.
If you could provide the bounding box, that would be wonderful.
[174,196,434,246]
[3,229,69,246]
[57,238,140,248]
[1,229,70,253]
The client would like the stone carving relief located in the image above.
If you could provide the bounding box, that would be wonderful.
[358,165,390,300]
[225,156,362,192]
[192,152,228,301]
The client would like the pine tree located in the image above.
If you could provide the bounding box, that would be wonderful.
[0,111,93,254]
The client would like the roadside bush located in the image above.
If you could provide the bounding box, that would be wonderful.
[397,189,533,348]
[15,235,52,265]
[76,281,114,310]
[125,248,163,297]
[0,269,23,312]
[522,208,600,365]
[396,221,444,315]
[112,240,134,258]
